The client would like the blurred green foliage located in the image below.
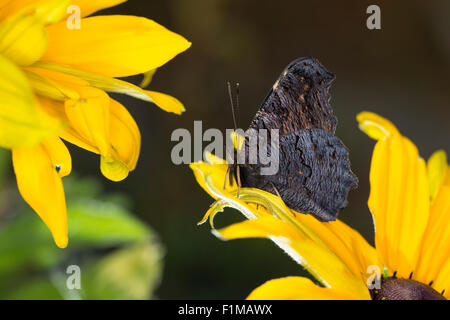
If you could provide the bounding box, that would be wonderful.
[0,150,163,300]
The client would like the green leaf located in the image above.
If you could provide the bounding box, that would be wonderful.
[81,241,163,300]
[0,175,163,299]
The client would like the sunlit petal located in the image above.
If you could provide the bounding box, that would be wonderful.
[415,178,450,290]
[357,111,400,141]
[427,150,448,202]
[12,136,69,248]
[0,55,63,148]
[0,14,47,65]
[42,15,191,77]
[145,90,185,115]
[360,113,430,278]
[32,62,185,114]
[72,0,127,17]
[64,86,110,156]
[214,215,371,299]
[101,99,140,181]
[247,277,363,300]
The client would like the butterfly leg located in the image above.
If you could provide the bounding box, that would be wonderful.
[223,166,231,190]
[236,165,242,198]
[270,182,296,217]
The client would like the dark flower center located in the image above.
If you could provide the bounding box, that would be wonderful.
[370,277,446,300]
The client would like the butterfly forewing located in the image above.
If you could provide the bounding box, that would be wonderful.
[249,57,337,135]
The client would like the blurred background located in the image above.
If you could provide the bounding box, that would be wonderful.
[0,0,449,299]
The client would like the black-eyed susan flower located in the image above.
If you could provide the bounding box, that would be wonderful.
[190,112,449,300]
[0,0,191,248]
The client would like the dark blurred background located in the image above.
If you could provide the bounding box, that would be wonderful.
[17,0,450,299]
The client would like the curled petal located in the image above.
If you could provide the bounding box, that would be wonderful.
[357,111,400,141]
[214,215,371,299]
[190,155,382,299]
[100,99,141,181]
[64,86,110,156]
[56,95,140,182]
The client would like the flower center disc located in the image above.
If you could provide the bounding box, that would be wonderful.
[370,278,446,300]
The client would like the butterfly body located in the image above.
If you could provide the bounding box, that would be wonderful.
[232,57,358,222]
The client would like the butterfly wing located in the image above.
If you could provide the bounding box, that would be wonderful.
[238,57,357,221]
[249,57,337,135]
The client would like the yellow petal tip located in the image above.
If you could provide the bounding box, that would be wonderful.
[55,235,68,249]
[428,149,448,200]
[357,111,399,141]
[146,90,186,115]
[100,156,130,182]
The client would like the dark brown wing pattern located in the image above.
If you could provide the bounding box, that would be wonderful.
[237,57,358,221]
[248,57,337,135]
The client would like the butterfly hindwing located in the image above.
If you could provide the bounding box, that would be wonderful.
[239,129,358,221]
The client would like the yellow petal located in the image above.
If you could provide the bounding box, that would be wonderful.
[415,182,450,289]
[0,0,69,64]
[32,62,186,113]
[204,151,228,165]
[33,0,72,24]
[0,54,63,149]
[214,215,371,299]
[427,150,448,202]
[100,99,140,181]
[191,155,379,283]
[145,90,185,115]
[293,213,380,284]
[0,0,70,24]
[247,277,363,300]
[434,258,450,299]
[64,86,111,156]
[357,111,400,141]
[51,95,140,182]
[42,15,191,77]
[189,160,236,200]
[71,0,127,17]
[36,95,100,154]
[367,129,430,278]
[140,68,156,88]
[24,67,86,100]
[229,130,245,151]
[191,155,378,299]
[100,156,129,182]
[44,135,72,177]
[12,136,69,248]
[0,13,48,65]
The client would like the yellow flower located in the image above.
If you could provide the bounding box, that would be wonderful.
[0,0,191,248]
[190,112,449,300]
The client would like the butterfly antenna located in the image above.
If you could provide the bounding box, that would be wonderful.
[235,82,240,130]
[226,82,242,196]
[227,82,238,131]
